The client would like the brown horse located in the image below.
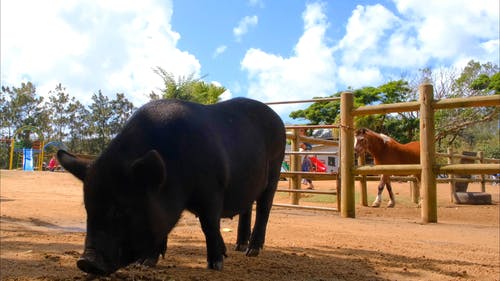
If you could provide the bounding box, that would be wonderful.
[354,128,420,207]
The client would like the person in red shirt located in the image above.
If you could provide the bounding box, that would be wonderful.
[48,155,58,172]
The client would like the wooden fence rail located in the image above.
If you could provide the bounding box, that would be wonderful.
[351,95,499,115]
[354,163,499,175]
[280,171,338,180]
[435,152,500,163]
[355,175,497,184]
[266,97,341,105]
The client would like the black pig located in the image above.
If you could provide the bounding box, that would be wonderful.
[58,97,285,275]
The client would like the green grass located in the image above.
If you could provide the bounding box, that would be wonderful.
[275,190,417,207]
[300,194,337,203]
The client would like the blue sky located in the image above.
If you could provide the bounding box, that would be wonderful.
[1,0,498,121]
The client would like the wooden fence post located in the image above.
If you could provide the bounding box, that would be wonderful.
[9,139,15,170]
[410,180,420,204]
[419,83,437,223]
[478,151,485,192]
[448,147,456,203]
[340,91,355,218]
[336,173,341,211]
[358,154,368,206]
[290,128,301,205]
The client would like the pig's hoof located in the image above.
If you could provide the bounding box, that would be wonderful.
[245,248,260,257]
[234,243,248,252]
[207,260,224,270]
[77,257,107,276]
[141,257,159,267]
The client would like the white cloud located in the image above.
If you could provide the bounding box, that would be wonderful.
[335,4,426,87]
[338,66,382,89]
[337,5,399,64]
[0,0,200,106]
[247,0,264,8]
[219,89,233,101]
[335,0,499,87]
[393,0,499,67]
[481,39,500,57]
[241,0,498,121]
[241,2,335,117]
[233,15,258,41]
[213,45,227,58]
[210,81,232,101]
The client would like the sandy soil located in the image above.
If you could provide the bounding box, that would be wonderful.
[1,169,499,281]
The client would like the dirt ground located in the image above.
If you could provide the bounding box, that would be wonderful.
[0,169,499,281]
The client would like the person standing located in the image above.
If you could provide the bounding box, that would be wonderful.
[300,142,314,189]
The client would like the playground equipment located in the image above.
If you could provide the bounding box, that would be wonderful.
[42,141,68,171]
[8,125,44,171]
[310,156,327,172]
[43,141,68,152]
[5,127,70,171]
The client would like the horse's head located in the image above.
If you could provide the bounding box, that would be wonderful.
[354,128,369,155]
[355,128,393,156]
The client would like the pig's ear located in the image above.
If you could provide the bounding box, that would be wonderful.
[57,150,89,181]
[131,150,166,190]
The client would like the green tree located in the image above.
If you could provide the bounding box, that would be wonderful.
[66,100,90,153]
[0,82,46,142]
[378,80,419,142]
[290,80,419,142]
[152,67,226,104]
[88,91,113,152]
[454,60,498,97]
[110,93,135,136]
[85,91,135,154]
[289,98,340,125]
[46,83,72,141]
[0,90,11,168]
[0,87,11,137]
[485,72,500,94]
[433,60,500,150]
[471,119,500,159]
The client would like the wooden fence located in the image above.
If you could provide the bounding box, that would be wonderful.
[343,84,500,223]
[271,84,500,223]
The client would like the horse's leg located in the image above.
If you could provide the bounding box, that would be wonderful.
[371,175,385,207]
[385,175,395,207]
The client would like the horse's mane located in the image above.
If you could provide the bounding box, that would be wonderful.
[378,133,392,144]
[360,128,395,144]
